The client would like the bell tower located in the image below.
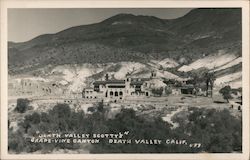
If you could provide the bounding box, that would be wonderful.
[151,70,157,78]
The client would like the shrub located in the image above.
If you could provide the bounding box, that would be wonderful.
[15,98,32,113]
[165,87,172,95]
[9,103,242,153]
[87,107,96,112]
[219,86,233,102]
[151,87,163,96]
[50,103,71,118]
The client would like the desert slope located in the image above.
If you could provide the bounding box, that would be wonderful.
[8,8,241,74]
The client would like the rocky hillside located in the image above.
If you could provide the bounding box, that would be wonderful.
[8,8,241,74]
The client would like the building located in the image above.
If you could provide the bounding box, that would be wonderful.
[82,72,208,100]
[229,99,242,111]
[82,75,152,101]
[171,88,181,95]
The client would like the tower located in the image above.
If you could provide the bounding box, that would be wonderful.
[151,71,156,78]
[125,77,131,96]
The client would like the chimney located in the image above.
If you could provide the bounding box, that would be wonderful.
[105,74,109,81]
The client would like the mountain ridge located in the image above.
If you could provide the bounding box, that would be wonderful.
[8,8,242,75]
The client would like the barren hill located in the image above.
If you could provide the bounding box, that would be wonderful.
[8,8,241,74]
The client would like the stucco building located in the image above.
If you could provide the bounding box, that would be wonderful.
[82,75,153,101]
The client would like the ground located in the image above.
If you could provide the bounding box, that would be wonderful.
[8,93,242,133]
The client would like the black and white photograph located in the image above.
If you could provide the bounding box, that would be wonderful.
[1,0,249,159]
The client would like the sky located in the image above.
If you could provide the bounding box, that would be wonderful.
[8,8,192,42]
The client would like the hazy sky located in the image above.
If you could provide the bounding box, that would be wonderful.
[8,8,192,42]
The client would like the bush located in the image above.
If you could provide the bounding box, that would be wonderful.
[219,86,233,102]
[50,103,71,118]
[8,130,26,153]
[9,103,242,153]
[25,112,41,124]
[15,98,32,113]
[178,108,241,152]
[165,87,172,95]
[87,107,96,112]
[151,87,163,96]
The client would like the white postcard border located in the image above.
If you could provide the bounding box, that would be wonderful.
[1,0,249,160]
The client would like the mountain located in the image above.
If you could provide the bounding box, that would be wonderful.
[8,8,242,74]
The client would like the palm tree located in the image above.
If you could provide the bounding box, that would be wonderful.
[205,71,216,97]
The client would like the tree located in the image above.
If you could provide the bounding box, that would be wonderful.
[15,98,31,113]
[151,87,163,96]
[219,86,232,102]
[205,72,216,97]
[188,68,215,97]
[25,112,41,124]
[97,101,104,112]
[9,103,242,153]
[185,108,241,152]
[165,86,172,95]
[189,68,208,87]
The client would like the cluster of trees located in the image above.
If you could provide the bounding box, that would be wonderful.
[163,79,182,87]
[9,103,242,153]
[173,107,242,152]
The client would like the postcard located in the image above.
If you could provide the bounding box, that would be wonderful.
[1,0,249,159]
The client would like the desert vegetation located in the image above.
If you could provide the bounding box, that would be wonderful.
[14,98,32,113]
[8,102,242,153]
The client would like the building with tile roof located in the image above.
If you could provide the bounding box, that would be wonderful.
[82,74,152,101]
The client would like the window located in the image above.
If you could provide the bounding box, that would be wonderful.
[115,91,118,97]
[119,91,123,96]
[110,91,113,96]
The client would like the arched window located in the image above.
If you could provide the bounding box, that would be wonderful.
[110,91,113,96]
[115,91,118,97]
[119,91,123,96]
